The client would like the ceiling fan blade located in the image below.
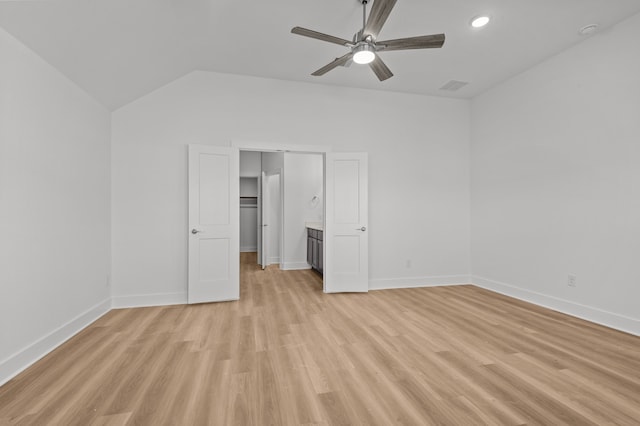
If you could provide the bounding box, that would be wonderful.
[363,0,398,39]
[311,52,354,76]
[291,27,352,46]
[377,34,445,51]
[369,55,393,81]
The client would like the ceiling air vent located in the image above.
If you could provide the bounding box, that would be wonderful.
[439,80,469,91]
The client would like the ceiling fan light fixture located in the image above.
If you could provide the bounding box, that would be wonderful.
[471,15,490,28]
[353,44,375,64]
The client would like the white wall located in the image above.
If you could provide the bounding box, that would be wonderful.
[470,13,640,335]
[0,28,111,384]
[282,152,323,270]
[239,177,258,197]
[261,151,284,173]
[240,151,261,177]
[111,70,471,301]
[239,205,258,252]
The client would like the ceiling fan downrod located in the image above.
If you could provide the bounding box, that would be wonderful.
[361,0,368,33]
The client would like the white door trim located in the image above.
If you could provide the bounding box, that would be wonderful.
[232,140,333,154]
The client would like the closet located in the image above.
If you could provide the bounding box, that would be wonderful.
[239,177,258,252]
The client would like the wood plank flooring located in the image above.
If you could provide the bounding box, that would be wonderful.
[1,252,639,425]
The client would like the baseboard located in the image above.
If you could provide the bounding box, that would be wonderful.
[281,261,312,271]
[369,275,470,291]
[472,275,640,336]
[267,257,280,265]
[0,298,111,387]
[111,292,187,309]
[240,247,257,253]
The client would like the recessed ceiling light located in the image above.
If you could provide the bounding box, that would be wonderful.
[471,16,490,28]
[579,24,599,36]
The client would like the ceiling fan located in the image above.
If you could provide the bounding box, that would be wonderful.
[291,0,445,81]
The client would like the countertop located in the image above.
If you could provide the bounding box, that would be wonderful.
[305,222,323,231]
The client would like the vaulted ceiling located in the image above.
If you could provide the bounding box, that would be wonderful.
[2,0,639,110]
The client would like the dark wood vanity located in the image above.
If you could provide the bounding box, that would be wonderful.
[306,227,323,275]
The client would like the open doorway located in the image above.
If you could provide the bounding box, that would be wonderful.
[239,150,324,276]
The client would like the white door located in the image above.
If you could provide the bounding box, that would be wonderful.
[188,145,239,303]
[260,171,268,269]
[324,153,369,293]
[266,172,282,266]
[256,173,262,266]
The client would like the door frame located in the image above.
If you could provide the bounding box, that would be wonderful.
[232,141,332,155]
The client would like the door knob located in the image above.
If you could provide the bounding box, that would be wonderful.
[356,226,366,231]
[191,228,202,234]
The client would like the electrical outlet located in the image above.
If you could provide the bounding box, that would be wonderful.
[406,259,412,268]
[568,274,577,287]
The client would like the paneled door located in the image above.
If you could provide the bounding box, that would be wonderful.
[324,153,368,293]
[188,145,239,303]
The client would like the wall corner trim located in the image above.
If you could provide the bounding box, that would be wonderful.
[472,275,640,336]
[0,298,112,387]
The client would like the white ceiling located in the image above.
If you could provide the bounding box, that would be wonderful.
[1,0,639,110]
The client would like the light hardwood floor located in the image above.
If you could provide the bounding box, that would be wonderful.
[1,252,639,425]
